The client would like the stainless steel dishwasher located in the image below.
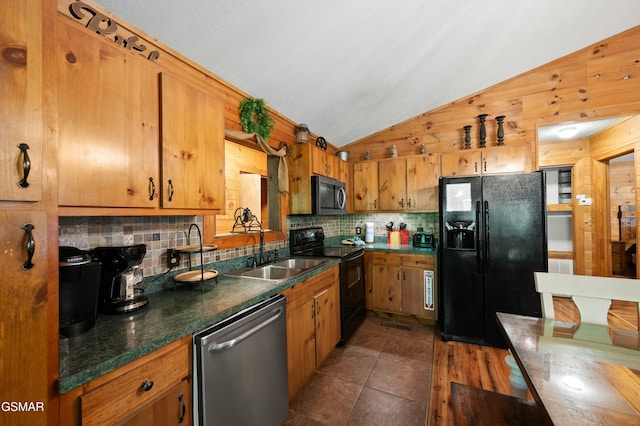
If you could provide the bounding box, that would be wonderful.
[193,294,288,426]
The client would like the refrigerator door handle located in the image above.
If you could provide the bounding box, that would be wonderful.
[485,200,490,271]
[476,200,482,273]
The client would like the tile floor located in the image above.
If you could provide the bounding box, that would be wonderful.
[284,312,435,425]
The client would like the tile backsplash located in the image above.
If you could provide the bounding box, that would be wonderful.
[59,212,439,279]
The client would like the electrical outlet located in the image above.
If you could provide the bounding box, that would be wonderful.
[355,226,362,235]
[167,249,180,268]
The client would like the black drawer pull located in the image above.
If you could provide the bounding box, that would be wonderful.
[141,380,154,392]
[17,143,31,188]
[148,177,156,201]
[22,223,35,270]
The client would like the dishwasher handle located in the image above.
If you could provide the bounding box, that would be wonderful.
[208,307,283,353]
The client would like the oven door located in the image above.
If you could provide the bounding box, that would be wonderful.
[339,249,366,345]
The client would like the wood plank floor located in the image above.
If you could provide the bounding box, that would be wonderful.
[426,297,639,425]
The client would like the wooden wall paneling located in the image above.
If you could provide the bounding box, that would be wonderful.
[538,139,589,168]
[592,158,611,276]
[591,115,640,160]
[571,156,588,275]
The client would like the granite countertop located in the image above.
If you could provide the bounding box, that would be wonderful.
[58,257,340,394]
[325,235,438,255]
[58,240,437,394]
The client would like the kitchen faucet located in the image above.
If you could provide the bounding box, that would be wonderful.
[259,229,265,265]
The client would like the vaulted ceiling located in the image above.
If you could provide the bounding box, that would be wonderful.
[95,0,640,147]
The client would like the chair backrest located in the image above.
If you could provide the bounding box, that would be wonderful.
[534,272,640,326]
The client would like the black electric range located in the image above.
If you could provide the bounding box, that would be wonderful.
[290,227,366,345]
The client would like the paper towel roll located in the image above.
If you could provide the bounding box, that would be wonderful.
[365,222,374,243]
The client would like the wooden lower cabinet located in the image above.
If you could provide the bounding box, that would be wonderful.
[279,266,340,401]
[120,378,191,426]
[60,336,192,426]
[369,253,437,321]
[0,211,48,426]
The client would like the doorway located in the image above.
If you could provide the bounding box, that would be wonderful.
[608,153,636,278]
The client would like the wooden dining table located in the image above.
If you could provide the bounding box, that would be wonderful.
[496,312,640,425]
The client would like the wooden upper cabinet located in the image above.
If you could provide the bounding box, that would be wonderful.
[407,153,440,212]
[352,161,378,211]
[441,150,482,177]
[379,158,407,211]
[441,146,527,177]
[0,0,43,202]
[482,145,528,174]
[287,143,347,214]
[57,21,160,208]
[160,73,225,210]
[311,148,340,180]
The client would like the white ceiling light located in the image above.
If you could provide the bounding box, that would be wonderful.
[557,126,578,139]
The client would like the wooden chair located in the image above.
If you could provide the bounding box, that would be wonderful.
[533,272,640,326]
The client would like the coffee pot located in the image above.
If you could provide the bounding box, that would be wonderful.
[93,244,148,314]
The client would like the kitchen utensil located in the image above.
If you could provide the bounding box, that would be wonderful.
[385,222,394,231]
[399,223,407,230]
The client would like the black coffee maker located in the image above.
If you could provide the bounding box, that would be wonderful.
[59,246,101,337]
[94,244,148,314]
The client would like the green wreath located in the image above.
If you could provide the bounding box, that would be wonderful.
[239,98,275,141]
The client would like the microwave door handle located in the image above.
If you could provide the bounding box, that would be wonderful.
[337,187,346,209]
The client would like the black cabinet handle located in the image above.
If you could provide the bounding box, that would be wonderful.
[148,177,155,201]
[178,393,186,424]
[17,143,31,188]
[168,179,174,202]
[476,201,481,273]
[22,223,35,270]
[485,200,490,271]
[141,380,154,392]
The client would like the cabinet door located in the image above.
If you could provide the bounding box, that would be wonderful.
[401,267,437,320]
[314,282,341,366]
[285,299,316,401]
[0,0,42,202]
[0,211,48,426]
[482,146,527,174]
[312,147,339,179]
[378,158,407,211]
[120,378,191,426]
[407,154,439,212]
[57,21,159,207]
[371,264,402,313]
[352,161,379,211]
[440,151,482,177]
[160,73,224,210]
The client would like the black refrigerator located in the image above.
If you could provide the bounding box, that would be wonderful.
[438,172,547,347]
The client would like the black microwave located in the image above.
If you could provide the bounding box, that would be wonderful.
[311,175,347,215]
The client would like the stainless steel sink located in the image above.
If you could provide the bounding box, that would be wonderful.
[224,257,328,282]
[241,265,303,280]
[271,258,326,270]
